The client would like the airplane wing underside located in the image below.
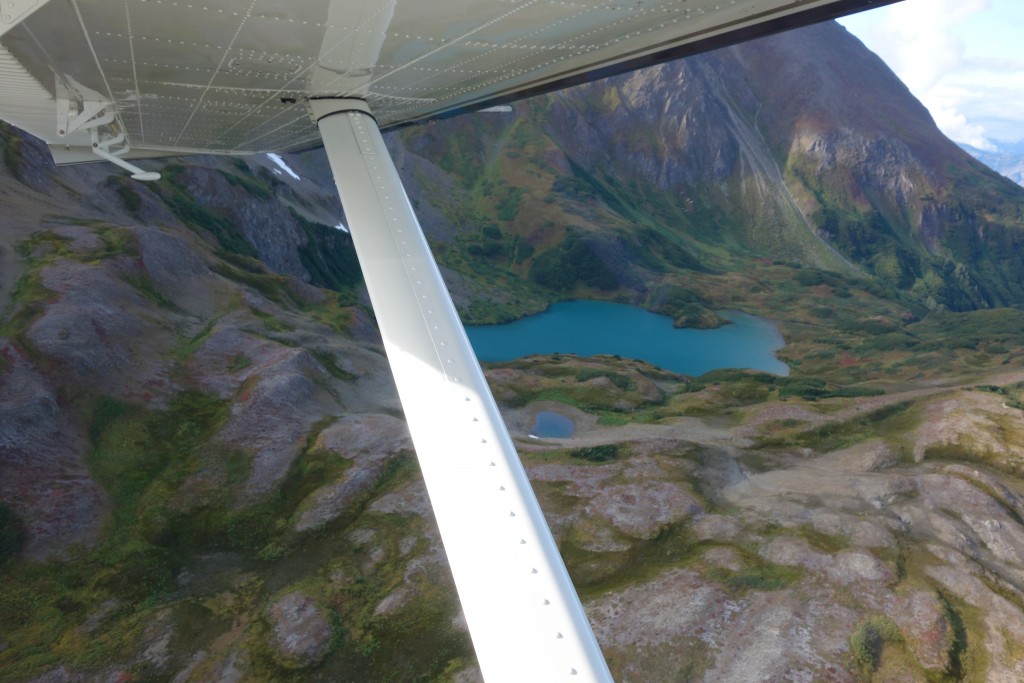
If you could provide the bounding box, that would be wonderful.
[0,0,895,163]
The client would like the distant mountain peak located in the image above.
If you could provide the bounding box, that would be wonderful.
[959,140,1024,187]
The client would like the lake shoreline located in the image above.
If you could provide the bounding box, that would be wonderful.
[466,300,789,376]
[466,297,732,330]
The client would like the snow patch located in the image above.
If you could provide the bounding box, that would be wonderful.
[335,223,349,233]
[266,153,300,180]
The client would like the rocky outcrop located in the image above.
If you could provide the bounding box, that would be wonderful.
[215,348,336,495]
[0,342,106,559]
[890,590,951,674]
[173,166,311,280]
[293,414,412,532]
[265,591,335,669]
[26,258,179,402]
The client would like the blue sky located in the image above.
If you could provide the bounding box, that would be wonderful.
[837,0,1024,148]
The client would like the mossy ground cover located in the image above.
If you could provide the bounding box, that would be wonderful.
[3,232,75,340]
[0,121,25,180]
[486,355,672,417]
[684,368,884,403]
[306,293,359,333]
[151,164,256,258]
[705,556,804,594]
[560,524,706,596]
[845,596,985,683]
[925,443,1024,478]
[562,522,805,601]
[209,251,300,307]
[297,534,472,683]
[868,539,992,682]
[0,270,52,340]
[850,614,905,673]
[241,466,472,682]
[0,390,234,677]
[1,393,258,672]
[758,400,915,453]
[0,386,469,680]
[3,225,201,380]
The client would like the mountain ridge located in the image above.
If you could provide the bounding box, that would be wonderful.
[386,22,1024,318]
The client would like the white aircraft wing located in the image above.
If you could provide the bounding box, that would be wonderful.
[0,0,896,163]
[0,1,900,681]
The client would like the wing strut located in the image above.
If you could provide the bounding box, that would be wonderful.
[312,98,613,683]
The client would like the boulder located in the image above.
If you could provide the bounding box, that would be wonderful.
[265,591,334,670]
[889,591,951,673]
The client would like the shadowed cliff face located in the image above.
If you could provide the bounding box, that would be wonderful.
[537,57,847,270]
[724,23,1024,309]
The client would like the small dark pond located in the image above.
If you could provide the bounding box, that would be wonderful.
[528,411,575,439]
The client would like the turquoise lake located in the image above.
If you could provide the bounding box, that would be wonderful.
[465,300,789,376]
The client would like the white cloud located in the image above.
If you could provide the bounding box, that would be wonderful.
[933,106,994,150]
[839,0,1024,146]
[863,0,988,90]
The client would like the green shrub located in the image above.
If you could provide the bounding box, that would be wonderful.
[116,184,142,213]
[527,233,621,291]
[528,249,573,290]
[569,444,620,463]
[1,122,23,180]
[228,353,252,373]
[850,615,903,671]
[575,368,633,390]
[218,168,272,199]
[709,564,803,592]
[496,187,522,221]
[684,369,883,402]
[0,503,26,566]
[152,165,255,257]
[293,209,363,293]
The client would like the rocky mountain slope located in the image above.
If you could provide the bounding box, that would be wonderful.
[394,22,1024,318]
[3,18,1024,683]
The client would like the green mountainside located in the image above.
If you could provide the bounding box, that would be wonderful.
[3,19,1024,683]
[393,22,1024,321]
